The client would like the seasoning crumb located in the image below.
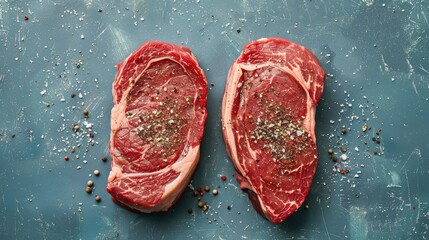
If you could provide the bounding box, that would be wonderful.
[95,195,101,202]
[212,189,218,195]
[187,208,193,214]
[83,109,89,117]
[362,125,368,132]
[85,186,92,193]
[304,204,309,209]
[71,93,76,98]
[72,124,80,133]
[24,15,29,21]
[204,185,210,192]
[94,169,100,176]
[203,204,209,212]
[227,205,231,210]
[236,28,241,34]
[198,201,204,208]
[97,9,103,12]
[87,180,94,187]
[341,127,347,134]
[327,148,333,155]
[340,146,347,152]
[193,190,198,197]
[64,156,69,161]
[221,175,227,181]
[101,156,107,162]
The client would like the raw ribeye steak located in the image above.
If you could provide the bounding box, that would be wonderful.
[107,41,207,212]
[222,38,325,223]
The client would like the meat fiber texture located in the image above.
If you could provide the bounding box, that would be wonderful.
[107,41,207,212]
[222,38,325,223]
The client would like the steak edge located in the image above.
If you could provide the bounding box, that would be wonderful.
[221,38,325,223]
[107,41,207,212]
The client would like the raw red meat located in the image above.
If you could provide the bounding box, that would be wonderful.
[222,38,325,223]
[107,41,207,212]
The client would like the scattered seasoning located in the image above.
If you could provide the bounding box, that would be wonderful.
[83,109,89,117]
[11,134,16,138]
[203,204,209,212]
[372,150,378,155]
[94,169,100,176]
[95,195,101,202]
[204,186,210,192]
[340,146,347,153]
[198,201,204,208]
[227,205,231,210]
[101,156,107,162]
[64,155,69,161]
[331,156,338,162]
[304,204,309,209]
[193,190,198,197]
[71,93,76,98]
[221,175,227,181]
[196,187,204,196]
[236,28,241,34]
[24,15,29,21]
[341,127,347,134]
[72,124,80,133]
[97,9,103,12]
[85,186,92,193]
[327,148,333,155]
[87,180,94,187]
[362,125,368,132]
[212,189,218,195]
[187,208,193,214]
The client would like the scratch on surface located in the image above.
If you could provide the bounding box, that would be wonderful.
[217,216,237,235]
[0,74,4,92]
[86,95,103,112]
[95,25,108,40]
[421,8,429,29]
[319,199,332,240]
[303,1,312,26]
[400,148,421,171]
[411,80,419,96]
[223,32,240,54]
[418,65,429,75]
[404,171,412,210]
[108,25,132,60]
[380,54,389,72]
[415,198,421,224]
[406,59,415,78]
[0,5,10,38]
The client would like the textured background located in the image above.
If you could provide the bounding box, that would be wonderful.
[1,0,429,239]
